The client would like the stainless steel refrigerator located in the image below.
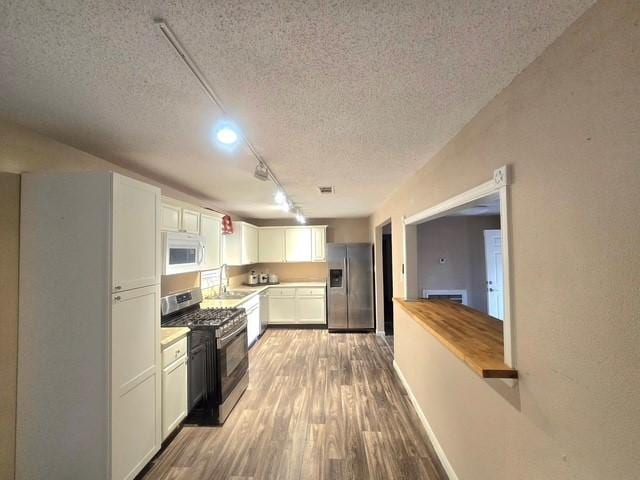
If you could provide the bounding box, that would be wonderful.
[327,243,374,330]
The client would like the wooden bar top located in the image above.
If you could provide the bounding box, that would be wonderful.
[393,298,518,379]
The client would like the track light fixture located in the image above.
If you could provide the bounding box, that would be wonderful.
[156,18,306,220]
[254,162,269,181]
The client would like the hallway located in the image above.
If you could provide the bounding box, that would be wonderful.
[142,330,446,479]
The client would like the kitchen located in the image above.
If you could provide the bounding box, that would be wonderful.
[2,2,639,480]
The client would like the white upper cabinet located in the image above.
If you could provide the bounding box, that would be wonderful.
[181,208,200,234]
[285,228,312,262]
[311,226,327,262]
[112,174,160,292]
[243,223,259,265]
[200,213,222,270]
[160,199,202,234]
[160,203,181,232]
[223,221,259,266]
[259,228,286,263]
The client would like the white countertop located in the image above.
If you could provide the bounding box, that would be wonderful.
[201,281,326,309]
[160,327,190,347]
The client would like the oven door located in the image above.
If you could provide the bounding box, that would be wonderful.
[163,232,206,275]
[216,319,249,403]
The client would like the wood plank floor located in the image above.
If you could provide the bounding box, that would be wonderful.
[141,329,447,480]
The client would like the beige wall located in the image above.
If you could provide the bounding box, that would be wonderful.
[0,174,20,480]
[417,215,500,312]
[371,1,640,478]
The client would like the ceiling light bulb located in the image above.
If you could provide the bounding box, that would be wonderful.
[216,126,238,145]
[274,189,286,204]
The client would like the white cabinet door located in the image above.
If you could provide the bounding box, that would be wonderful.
[222,228,242,265]
[243,223,259,264]
[285,228,312,262]
[162,355,188,441]
[161,203,181,232]
[201,214,222,270]
[268,296,296,324]
[181,209,200,234]
[112,174,160,293]
[259,228,286,263]
[111,285,160,480]
[296,296,326,324]
[311,227,326,262]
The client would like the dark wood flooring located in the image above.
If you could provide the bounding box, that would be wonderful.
[141,329,447,480]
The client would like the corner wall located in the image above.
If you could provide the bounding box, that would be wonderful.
[0,173,20,480]
[370,1,640,478]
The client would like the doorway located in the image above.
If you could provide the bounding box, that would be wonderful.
[382,223,394,345]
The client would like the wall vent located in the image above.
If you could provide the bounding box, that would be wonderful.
[318,186,335,194]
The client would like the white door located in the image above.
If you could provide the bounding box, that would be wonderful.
[242,223,259,264]
[181,209,200,234]
[160,203,181,232]
[162,356,188,441]
[296,296,326,324]
[112,174,160,293]
[111,285,160,480]
[259,228,286,263]
[200,214,222,270]
[285,228,312,262]
[311,227,326,262]
[268,296,296,324]
[484,229,504,320]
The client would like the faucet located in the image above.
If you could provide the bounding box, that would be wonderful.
[219,264,228,295]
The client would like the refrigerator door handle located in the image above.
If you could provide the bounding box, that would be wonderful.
[346,257,349,294]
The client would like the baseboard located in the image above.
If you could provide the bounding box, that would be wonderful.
[393,360,458,480]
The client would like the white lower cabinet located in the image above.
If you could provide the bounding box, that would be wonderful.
[266,286,326,325]
[161,336,188,441]
[268,295,296,324]
[296,296,326,324]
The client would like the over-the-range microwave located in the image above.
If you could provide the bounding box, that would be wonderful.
[162,231,207,275]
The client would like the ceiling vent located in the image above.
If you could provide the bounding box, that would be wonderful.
[318,186,335,195]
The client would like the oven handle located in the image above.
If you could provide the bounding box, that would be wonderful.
[217,320,247,348]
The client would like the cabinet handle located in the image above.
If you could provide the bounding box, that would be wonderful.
[114,296,121,301]
[114,285,122,290]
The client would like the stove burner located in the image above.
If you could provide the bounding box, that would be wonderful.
[162,307,243,328]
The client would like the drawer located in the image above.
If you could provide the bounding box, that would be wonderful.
[266,287,296,297]
[238,294,260,310]
[162,336,187,368]
[295,287,325,297]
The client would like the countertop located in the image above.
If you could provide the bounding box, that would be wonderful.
[393,298,518,379]
[160,327,190,347]
[201,281,326,309]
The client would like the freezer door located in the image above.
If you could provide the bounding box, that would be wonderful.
[346,244,374,329]
[326,244,348,329]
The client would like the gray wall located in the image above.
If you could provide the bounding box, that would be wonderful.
[417,215,500,312]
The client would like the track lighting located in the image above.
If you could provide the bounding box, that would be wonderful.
[254,162,269,181]
[274,189,286,205]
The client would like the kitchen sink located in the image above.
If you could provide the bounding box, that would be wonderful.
[209,291,251,300]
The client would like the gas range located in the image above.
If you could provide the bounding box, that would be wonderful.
[160,287,249,425]
[162,306,246,336]
[161,288,246,337]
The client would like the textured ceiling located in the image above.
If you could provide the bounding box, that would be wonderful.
[0,0,594,218]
